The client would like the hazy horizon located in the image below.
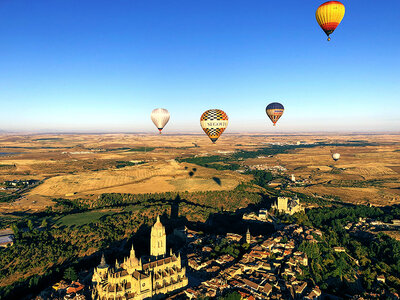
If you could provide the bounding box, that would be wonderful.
[1,129,400,136]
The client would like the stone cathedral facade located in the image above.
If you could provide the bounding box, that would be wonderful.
[92,216,188,299]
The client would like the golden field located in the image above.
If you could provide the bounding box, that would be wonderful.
[0,133,399,212]
[30,160,248,197]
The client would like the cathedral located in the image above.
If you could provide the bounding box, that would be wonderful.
[92,216,188,299]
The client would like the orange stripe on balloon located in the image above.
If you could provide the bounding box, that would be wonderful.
[320,22,340,31]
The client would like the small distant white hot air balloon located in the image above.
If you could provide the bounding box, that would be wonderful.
[151,108,170,134]
[332,153,340,161]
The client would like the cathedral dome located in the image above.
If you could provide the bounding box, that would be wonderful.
[128,245,139,266]
[130,256,139,266]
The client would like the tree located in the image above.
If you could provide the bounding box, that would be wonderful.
[64,267,78,281]
[242,243,250,251]
[27,220,34,231]
[11,223,19,235]
[40,218,48,228]
[28,275,40,288]
[219,292,241,300]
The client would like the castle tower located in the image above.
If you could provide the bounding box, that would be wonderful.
[277,197,289,211]
[150,215,166,257]
[246,228,251,244]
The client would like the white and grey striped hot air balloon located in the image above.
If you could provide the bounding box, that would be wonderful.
[151,108,170,134]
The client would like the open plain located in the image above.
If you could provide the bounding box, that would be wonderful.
[0,133,399,214]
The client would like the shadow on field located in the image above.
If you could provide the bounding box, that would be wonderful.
[212,177,221,185]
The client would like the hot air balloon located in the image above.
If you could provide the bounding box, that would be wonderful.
[200,109,228,143]
[316,1,345,41]
[151,108,170,134]
[332,153,340,161]
[266,102,284,126]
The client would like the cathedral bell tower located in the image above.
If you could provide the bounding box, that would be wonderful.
[150,215,166,257]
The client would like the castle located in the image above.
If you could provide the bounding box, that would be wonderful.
[92,216,188,299]
[271,195,303,215]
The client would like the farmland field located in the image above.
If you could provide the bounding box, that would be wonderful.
[0,133,399,213]
[29,160,249,198]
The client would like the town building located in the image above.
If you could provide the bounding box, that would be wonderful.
[290,174,296,182]
[92,216,188,299]
[377,275,386,283]
[226,233,243,242]
[242,209,274,223]
[180,223,327,298]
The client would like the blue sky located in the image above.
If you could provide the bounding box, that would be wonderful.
[0,0,399,133]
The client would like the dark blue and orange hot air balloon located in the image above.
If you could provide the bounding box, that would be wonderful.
[316,1,345,41]
[266,102,284,126]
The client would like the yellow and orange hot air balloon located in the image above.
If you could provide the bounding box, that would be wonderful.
[200,109,228,143]
[316,1,345,41]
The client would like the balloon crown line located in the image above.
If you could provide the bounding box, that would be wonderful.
[150,104,284,143]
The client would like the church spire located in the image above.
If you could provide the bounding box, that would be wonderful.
[127,244,139,267]
[130,244,136,258]
[99,252,109,269]
[246,228,251,244]
[115,259,120,269]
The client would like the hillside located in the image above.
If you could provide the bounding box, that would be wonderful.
[29,160,251,198]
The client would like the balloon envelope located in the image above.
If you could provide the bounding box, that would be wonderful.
[200,109,228,143]
[316,1,345,41]
[332,153,340,161]
[266,102,284,126]
[151,108,170,134]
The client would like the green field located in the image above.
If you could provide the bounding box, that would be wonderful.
[55,209,120,227]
